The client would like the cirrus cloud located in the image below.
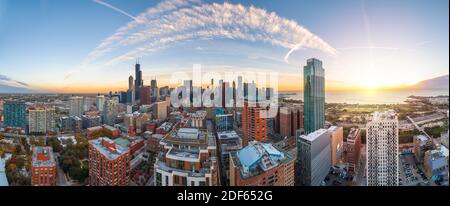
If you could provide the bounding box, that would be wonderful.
[83,0,336,68]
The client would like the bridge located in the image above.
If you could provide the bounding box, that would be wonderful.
[406,116,432,139]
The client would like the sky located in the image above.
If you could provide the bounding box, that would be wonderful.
[0,0,448,93]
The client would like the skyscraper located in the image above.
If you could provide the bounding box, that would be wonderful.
[128,75,134,91]
[279,106,303,138]
[134,62,143,101]
[69,96,84,117]
[102,99,118,126]
[303,58,325,134]
[96,95,105,112]
[28,107,47,135]
[140,86,151,105]
[46,107,56,133]
[3,100,27,129]
[242,97,267,146]
[366,111,399,186]
[150,79,158,102]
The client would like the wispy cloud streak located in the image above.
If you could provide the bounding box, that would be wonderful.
[82,0,336,69]
[0,74,29,88]
[93,0,142,23]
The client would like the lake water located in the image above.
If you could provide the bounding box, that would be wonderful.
[279,90,449,104]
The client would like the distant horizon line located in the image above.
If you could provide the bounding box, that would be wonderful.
[1,88,448,96]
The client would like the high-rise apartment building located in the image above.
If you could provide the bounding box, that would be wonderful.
[140,86,151,105]
[297,128,331,186]
[102,99,118,126]
[153,101,168,120]
[366,111,399,186]
[3,100,27,129]
[88,137,131,186]
[69,96,84,117]
[96,95,105,112]
[242,98,267,147]
[229,141,295,186]
[154,128,218,186]
[279,106,303,138]
[28,107,47,135]
[45,107,56,133]
[31,147,56,186]
[303,58,325,134]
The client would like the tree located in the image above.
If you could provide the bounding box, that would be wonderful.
[46,137,61,152]
[16,156,25,169]
[14,145,22,155]
[0,149,5,159]
[7,164,17,172]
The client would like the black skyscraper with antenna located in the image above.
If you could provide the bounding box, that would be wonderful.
[134,59,143,101]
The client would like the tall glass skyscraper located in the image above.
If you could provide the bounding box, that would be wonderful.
[303,58,325,134]
[3,100,27,129]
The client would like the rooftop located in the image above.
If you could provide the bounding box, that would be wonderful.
[89,137,129,160]
[371,110,397,122]
[415,135,429,143]
[114,138,131,148]
[347,128,361,141]
[235,141,291,178]
[300,128,328,142]
[177,128,201,140]
[166,148,200,162]
[217,130,240,140]
[32,147,56,167]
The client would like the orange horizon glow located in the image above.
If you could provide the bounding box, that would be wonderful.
[32,81,417,94]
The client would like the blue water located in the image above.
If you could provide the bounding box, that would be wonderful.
[279,90,449,104]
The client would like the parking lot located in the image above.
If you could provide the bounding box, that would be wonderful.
[399,154,430,186]
[323,165,353,186]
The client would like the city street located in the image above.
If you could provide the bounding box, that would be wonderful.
[54,153,69,186]
[355,144,366,186]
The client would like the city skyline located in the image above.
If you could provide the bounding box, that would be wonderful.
[0,0,449,93]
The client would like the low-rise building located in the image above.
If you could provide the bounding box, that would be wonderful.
[424,146,448,180]
[31,147,56,186]
[413,135,432,163]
